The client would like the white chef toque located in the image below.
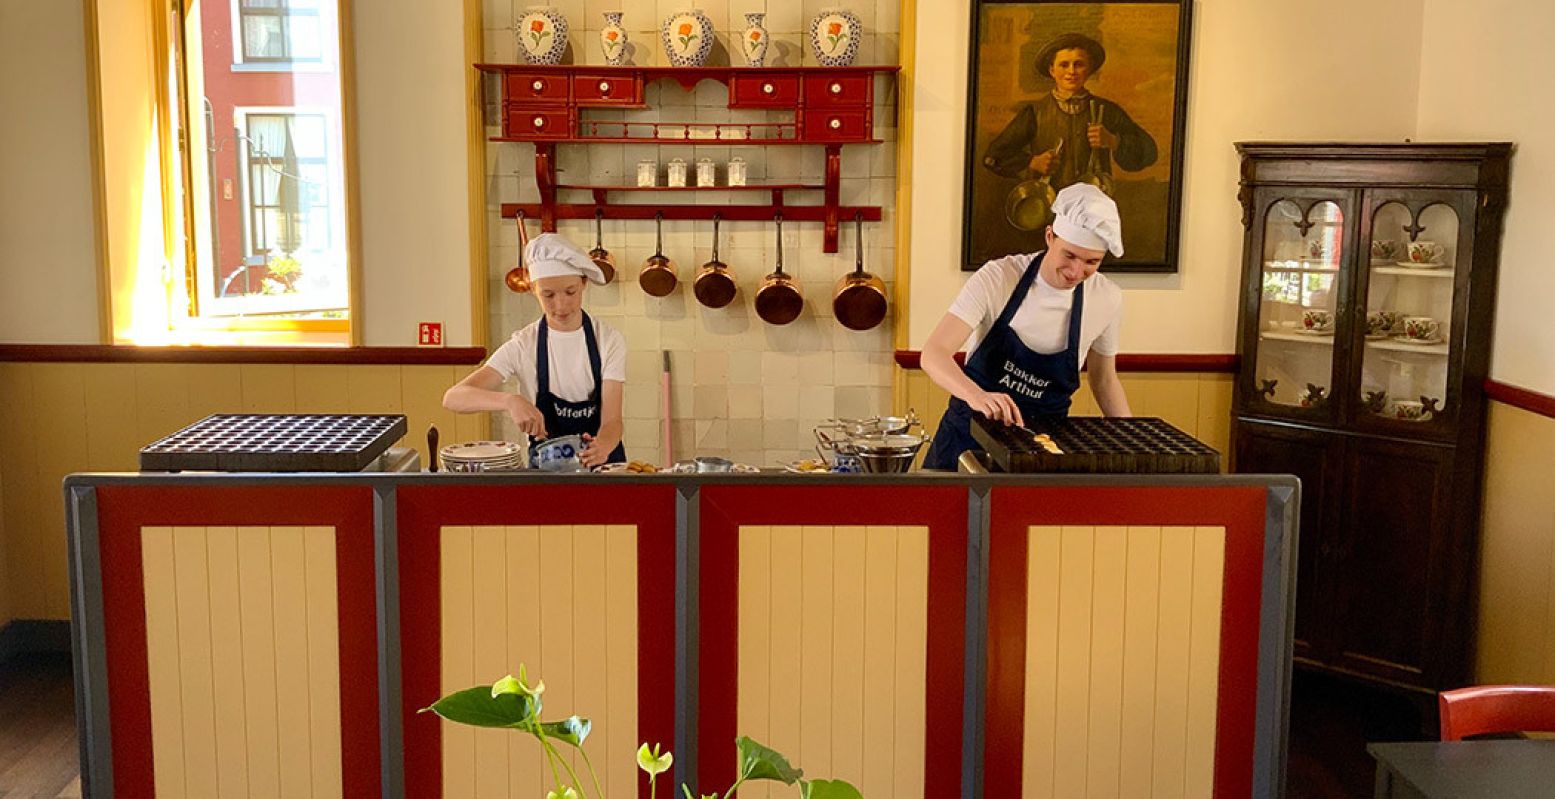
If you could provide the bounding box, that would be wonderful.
[525,232,607,285]
[1051,183,1124,257]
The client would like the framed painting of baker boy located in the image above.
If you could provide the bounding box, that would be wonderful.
[961,0,1193,273]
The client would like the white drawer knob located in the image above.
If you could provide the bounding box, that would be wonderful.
[830,82,843,95]
[762,83,776,95]
[829,118,842,130]
[598,80,611,93]
[531,79,545,92]
[533,116,546,128]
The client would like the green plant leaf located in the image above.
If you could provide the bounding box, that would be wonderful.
[420,686,535,728]
[735,736,803,783]
[519,715,592,747]
[800,779,864,799]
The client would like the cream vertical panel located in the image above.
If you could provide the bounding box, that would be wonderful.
[831,528,868,785]
[763,526,805,799]
[537,526,576,775]
[505,525,543,799]
[170,527,219,798]
[204,527,250,797]
[271,526,315,797]
[1195,375,1234,461]
[1051,527,1095,798]
[83,363,142,470]
[471,525,510,799]
[891,526,930,798]
[0,364,42,619]
[28,364,90,618]
[571,525,609,789]
[1184,528,1227,796]
[294,365,353,413]
[400,366,463,466]
[799,526,836,776]
[345,365,404,414]
[304,527,344,798]
[1022,526,1063,799]
[240,364,298,413]
[1149,527,1196,799]
[441,526,477,798]
[140,527,186,797]
[1086,527,1129,799]
[1118,528,1163,799]
[237,528,282,797]
[859,526,900,798]
[603,525,640,795]
[738,526,773,758]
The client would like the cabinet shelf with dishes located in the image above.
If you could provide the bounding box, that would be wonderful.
[1232,142,1512,705]
[477,63,900,253]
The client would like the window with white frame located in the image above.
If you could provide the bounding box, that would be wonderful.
[237,0,325,64]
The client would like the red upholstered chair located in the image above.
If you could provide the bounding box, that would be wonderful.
[1438,685,1555,741]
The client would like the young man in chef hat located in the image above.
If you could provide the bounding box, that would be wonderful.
[444,232,627,467]
[920,183,1133,470]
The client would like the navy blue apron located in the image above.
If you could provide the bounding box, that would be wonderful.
[535,312,626,464]
[921,253,1085,470]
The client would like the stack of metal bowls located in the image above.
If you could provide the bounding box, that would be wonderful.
[848,433,930,473]
[438,441,525,472]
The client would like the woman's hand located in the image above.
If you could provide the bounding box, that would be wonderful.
[1087,123,1118,150]
[505,395,547,439]
[577,433,612,468]
[967,389,1025,429]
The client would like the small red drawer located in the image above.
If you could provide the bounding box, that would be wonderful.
[505,107,572,139]
[803,109,871,141]
[730,74,800,108]
[575,74,641,105]
[505,72,570,102]
[804,74,872,107]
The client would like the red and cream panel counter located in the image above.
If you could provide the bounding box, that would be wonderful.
[66,473,1296,798]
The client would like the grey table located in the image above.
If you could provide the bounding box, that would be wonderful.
[1369,740,1555,798]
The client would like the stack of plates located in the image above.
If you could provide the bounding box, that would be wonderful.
[439,441,525,472]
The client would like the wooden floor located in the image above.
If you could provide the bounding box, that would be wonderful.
[0,653,80,798]
[0,653,1418,798]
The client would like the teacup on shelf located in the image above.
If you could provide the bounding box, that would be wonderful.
[1403,316,1440,341]
[1371,239,1402,262]
[1302,309,1334,332]
[1406,240,1445,264]
[1391,399,1426,421]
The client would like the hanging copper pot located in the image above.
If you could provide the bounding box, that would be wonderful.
[504,211,531,293]
[588,208,617,284]
[832,212,887,331]
[693,213,737,309]
[755,214,804,325]
[639,212,678,297]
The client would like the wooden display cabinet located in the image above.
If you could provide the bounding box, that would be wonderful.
[475,64,900,253]
[1231,142,1512,699]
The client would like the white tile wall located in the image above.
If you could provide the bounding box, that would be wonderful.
[483,0,899,466]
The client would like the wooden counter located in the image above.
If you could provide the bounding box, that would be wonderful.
[65,472,1298,798]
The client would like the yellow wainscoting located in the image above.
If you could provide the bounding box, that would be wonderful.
[893,368,1234,469]
[440,525,639,798]
[1022,526,1225,799]
[140,526,342,798]
[0,361,487,623]
[737,526,929,798]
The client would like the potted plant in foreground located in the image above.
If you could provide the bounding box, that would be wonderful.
[424,664,864,799]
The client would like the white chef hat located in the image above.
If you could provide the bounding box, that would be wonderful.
[525,232,607,285]
[1051,183,1124,257]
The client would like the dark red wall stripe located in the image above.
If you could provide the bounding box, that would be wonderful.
[395,484,678,799]
[1485,378,1555,421]
[696,485,969,799]
[95,485,381,797]
[983,486,1268,799]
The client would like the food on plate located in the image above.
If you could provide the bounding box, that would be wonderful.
[625,460,659,473]
[790,458,831,473]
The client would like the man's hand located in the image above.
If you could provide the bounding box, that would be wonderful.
[1027,144,1061,176]
[506,395,547,440]
[1087,123,1118,150]
[967,390,1025,429]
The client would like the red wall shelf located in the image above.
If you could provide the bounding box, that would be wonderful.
[476,63,899,253]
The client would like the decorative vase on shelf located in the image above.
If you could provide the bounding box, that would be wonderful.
[741,12,769,67]
[809,8,861,67]
[661,10,714,67]
[517,6,569,65]
[600,11,628,66]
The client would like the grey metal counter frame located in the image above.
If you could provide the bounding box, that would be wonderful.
[64,471,1300,799]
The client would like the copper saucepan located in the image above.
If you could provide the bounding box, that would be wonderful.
[832,212,887,331]
[504,211,531,294]
[693,213,737,309]
[755,214,804,326]
[639,212,678,297]
[589,208,617,284]
[1004,139,1062,231]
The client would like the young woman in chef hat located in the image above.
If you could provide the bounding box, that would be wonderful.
[444,233,627,467]
[919,183,1133,470]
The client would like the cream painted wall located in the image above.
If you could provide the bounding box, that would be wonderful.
[1417,0,1555,396]
[353,0,475,347]
[907,0,1425,351]
[0,0,102,344]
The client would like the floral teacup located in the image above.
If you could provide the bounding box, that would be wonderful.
[1392,400,1426,421]
[1403,316,1440,341]
[1302,309,1334,332]
[1407,241,1445,264]
[1371,239,1401,261]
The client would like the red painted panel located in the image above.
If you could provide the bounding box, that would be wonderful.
[696,485,969,799]
[982,486,1269,799]
[395,484,679,799]
[803,74,871,107]
[729,74,800,108]
[95,485,380,798]
[802,109,870,142]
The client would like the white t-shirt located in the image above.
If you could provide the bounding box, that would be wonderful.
[485,317,627,403]
[947,252,1123,365]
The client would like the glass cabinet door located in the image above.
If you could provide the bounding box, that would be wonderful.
[1352,192,1471,436]
[1249,193,1352,419]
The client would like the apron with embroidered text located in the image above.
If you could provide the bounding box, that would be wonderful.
[536,312,626,464]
